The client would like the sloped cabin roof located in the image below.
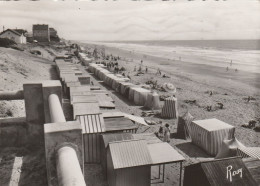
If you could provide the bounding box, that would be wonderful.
[108,140,152,169]
[102,133,134,148]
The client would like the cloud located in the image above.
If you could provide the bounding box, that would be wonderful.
[0,0,259,40]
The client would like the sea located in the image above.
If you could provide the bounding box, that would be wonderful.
[83,39,260,73]
[103,39,260,51]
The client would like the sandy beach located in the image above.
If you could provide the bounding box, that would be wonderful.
[78,41,260,185]
[82,41,260,147]
[0,41,259,185]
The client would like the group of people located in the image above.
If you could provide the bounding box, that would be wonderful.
[226,60,238,72]
[156,123,171,143]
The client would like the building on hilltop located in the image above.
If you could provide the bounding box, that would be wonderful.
[49,27,60,42]
[0,29,27,44]
[33,24,50,42]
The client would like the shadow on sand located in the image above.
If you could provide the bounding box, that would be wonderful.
[176,142,212,158]
[49,65,59,80]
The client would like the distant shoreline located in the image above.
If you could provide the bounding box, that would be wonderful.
[79,39,260,51]
[80,41,260,91]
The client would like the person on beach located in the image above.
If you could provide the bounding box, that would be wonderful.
[158,126,164,140]
[230,60,232,66]
[164,123,170,143]
[226,66,229,71]
[141,60,143,65]
[157,68,161,75]
[145,66,148,73]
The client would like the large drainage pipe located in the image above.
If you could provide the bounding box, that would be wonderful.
[56,146,86,186]
[48,93,86,186]
[0,90,24,100]
[48,94,66,123]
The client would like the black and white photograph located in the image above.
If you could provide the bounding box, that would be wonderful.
[0,0,259,185]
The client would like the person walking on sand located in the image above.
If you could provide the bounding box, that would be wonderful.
[230,60,232,66]
[145,66,148,73]
[226,66,229,71]
[164,123,170,143]
[156,68,161,75]
[158,126,164,140]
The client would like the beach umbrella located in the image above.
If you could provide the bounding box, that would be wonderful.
[163,83,176,93]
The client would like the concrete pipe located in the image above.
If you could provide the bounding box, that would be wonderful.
[48,94,66,123]
[0,90,24,100]
[56,146,86,186]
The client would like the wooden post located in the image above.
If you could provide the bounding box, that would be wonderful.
[179,161,183,186]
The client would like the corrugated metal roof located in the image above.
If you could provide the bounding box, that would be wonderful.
[64,75,78,83]
[148,143,185,165]
[201,157,258,186]
[77,114,105,134]
[109,140,152,169]
[71,95,97,104]
[70,86,91,93]
[98,101,115,108]
[73,102,100,119]
[102,133,134,148]
[101,110,124,118]
[132,133,162,144]
[96,94,114,103]
[104,117,138,132]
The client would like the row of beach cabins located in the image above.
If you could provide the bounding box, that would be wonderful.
[51,50,260,186]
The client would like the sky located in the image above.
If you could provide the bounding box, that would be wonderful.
[0,0,260,41]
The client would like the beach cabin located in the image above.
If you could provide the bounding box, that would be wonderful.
[183,157,258,186]
[101,133,162,178]
[106,140,152,186]
[77,113,105,163]
[101,133,134,178]
[77,114,138,163]
[188,118,235,156]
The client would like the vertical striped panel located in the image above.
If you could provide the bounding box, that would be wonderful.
[237,147,260,159]
[189,121,235,156]
[161,97,178,119]
[77,114,105,163]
